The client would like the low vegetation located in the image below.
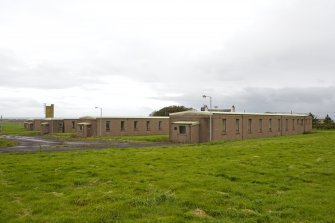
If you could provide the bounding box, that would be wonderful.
[0,131,334,222]
[44,133,79,142]
[0,121,40,136]
[1,121,169,143]
[310,113,335,129]
[46,133,170,143]
[90,134,170,142]
[0,138,17,147]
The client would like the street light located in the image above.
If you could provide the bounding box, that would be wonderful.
[202,95,212,142]
[95,107,102,137]
[202,95,212,109]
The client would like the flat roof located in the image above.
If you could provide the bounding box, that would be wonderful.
[77,122,92,125]
[172,121,200,125]
[96,116,169,119]
[32,118,70,121]
[170,111,309,117]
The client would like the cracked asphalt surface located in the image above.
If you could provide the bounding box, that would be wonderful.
[0,135,174,153]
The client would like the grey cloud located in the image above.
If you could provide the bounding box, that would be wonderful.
[0,49,104,89]
[228,87,335,119]
[1,0,335,118]
[0,96,42,117]
[157,86,335,119]
[193,1,335,84]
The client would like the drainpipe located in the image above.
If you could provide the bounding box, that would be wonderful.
[189,125,192,144]
[209,112,212,142]
[281,116,283,136]
[241,115,244,140]
[304,118,306,132]
[51,118,53,134]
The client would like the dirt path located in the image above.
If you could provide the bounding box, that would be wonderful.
[0,135,174,153]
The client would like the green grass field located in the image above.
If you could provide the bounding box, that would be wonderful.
[47,133,169,143]
[0,121,40,136]
[0,121,168,143]
[0,131,334,222]
[0,121,27,147]
[0,138,17,147]
[90,134,170,142]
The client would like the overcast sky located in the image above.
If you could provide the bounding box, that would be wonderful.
[0,0,334,118]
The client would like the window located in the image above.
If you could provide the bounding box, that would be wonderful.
[278,119,281,131]
[292,119,295,130]
[179,126,186,134]
[236,119,240,133]
[146,121,150,131]
[269,119,272,132]
[58,122,64,131]
[121,121,125,131]
[134,121,138,130]
[248,119,252,133]
[79,125,83,131]
[158,121,162,130]
[259,119,263,132]
[106,121,110,132]
[286,119,288,131]
[222,119,227,133]
[72,121,75,129]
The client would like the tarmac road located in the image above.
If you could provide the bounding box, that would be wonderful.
[0,135,173,153]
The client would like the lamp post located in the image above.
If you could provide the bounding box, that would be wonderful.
[202,95,212,109]
[95,107,102,137]
[0,115,2,133]
[202,95,212,142]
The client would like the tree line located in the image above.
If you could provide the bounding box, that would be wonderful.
[309,113,335,129]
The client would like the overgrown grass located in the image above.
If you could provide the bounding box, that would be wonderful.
[44,133,79,142]
[91,134,170,142]
[0,131,334,222]
[0,121,168,143]
[0,121,40,136]
[0,138,17,147]
[47,133,169,143]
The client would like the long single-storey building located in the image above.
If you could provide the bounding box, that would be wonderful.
[76,116,169,137]
[170,111,312,143]
[23,120,34,130]
[24,110,312,143]
[25,116,170,137]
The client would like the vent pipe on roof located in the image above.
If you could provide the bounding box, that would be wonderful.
[201,105,208,111]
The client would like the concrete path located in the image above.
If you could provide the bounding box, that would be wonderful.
[0,135,173,153]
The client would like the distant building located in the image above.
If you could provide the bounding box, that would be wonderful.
[170,111,312,143]
[45,104,54,118]
[23,120,34,130]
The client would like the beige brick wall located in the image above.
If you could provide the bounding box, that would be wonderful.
[76,118,97,137]
[169,114,209,143]
[170,123,200,144]
[32,119,43,131]
[96,117,169,137]
[64,119,78,133]
[170,112,312,143]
